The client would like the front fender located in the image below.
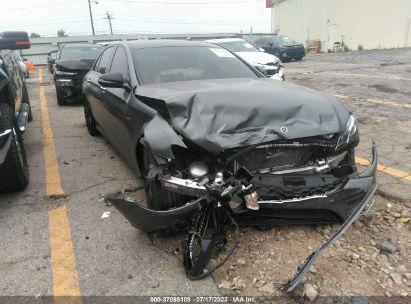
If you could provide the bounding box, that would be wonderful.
[143,115,186,160]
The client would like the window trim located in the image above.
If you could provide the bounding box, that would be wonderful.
[95,46,116,74]
[109,45,130,82]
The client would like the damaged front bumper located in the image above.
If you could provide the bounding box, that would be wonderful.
[55,78,82,99]
[106,144,377,291]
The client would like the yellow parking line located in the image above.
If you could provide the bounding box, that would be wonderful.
[39,78,65,197]
[355,157,411,181]
[333,94,349,100]
[333,94,411,109]
[287,69,411,81]
[331,72,411,81]
[49,205,82,301]
[38,68,82,302]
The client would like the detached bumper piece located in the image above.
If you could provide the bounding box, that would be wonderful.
[106,144,377,292]
[283,144,377,291]
[104,191,204,233]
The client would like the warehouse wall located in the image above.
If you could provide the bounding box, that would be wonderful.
[272,0,411,51]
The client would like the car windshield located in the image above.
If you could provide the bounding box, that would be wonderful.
[132,46,258,84]
[217,41,258,53]
[271,36,295,44]
[59,46,102,60]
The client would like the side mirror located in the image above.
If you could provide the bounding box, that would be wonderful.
[47,58,56,64]
[0,31,30,50]
[98,72,125,88]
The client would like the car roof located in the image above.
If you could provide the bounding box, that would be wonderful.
[125,39,218,49]
[62,43,102,48]
[204,38,245,44]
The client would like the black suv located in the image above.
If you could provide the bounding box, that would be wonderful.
[0,32,32,193]
[254,35,305,62]
[52,43,103,105]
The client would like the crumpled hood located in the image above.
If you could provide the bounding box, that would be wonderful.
[135,78,350,154]
[55,59,95,71]
[236,51,280,65]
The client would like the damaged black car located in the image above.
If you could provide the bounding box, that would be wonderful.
[82,40,377,291]
[53,43,102,105]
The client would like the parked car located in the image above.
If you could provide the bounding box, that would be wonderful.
[205,38,284,81]
[84,40,376,289]
[0,31,32,193]
[254,35,305,62]
[16,55,29,78]
[47,50,58,73]
[53,43,103,105]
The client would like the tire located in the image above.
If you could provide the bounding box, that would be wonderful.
[0,103,29,193]
[22,82,33,121]
[140,145,188,211]
[83,98,99,136]
[56,87,67,106]
[296,57,304,61]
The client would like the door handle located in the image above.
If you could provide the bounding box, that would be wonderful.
[99,85,107,93]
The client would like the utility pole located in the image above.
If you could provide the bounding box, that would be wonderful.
[88,0,96,36]
[104,12,114,35]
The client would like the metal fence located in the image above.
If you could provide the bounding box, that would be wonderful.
[21,32,267,65]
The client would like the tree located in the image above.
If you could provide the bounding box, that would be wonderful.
[30,33,41,38]
[57,29,68,37]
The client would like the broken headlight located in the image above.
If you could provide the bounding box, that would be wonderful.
[335,115,359,151]
[188,161,209,179]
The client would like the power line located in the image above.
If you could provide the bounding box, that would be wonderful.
[1,0,81,11]
[115,17,269,25]
[0,19,91,28]
[115,14,268,24]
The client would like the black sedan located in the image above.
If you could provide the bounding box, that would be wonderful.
[53,43,102,105]
[82,40,376,290]
[254,35,305,61]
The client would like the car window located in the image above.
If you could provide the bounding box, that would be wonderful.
[97,47,116,74]
[110,47,129,80]
[59,45,102,60]
[270,36,295,44]
[255,38,263,45]
[132,46,258,85]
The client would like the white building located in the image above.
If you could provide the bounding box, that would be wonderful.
[268,0,411,51]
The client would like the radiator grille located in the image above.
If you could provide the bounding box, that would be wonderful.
[233,142,334,173]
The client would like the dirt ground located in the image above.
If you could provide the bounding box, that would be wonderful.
[0,48,410,302]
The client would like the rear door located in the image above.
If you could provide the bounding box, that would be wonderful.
[98,46,132,152]
[84,46,116,131]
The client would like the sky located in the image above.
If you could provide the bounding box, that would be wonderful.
[0,0,271,37]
